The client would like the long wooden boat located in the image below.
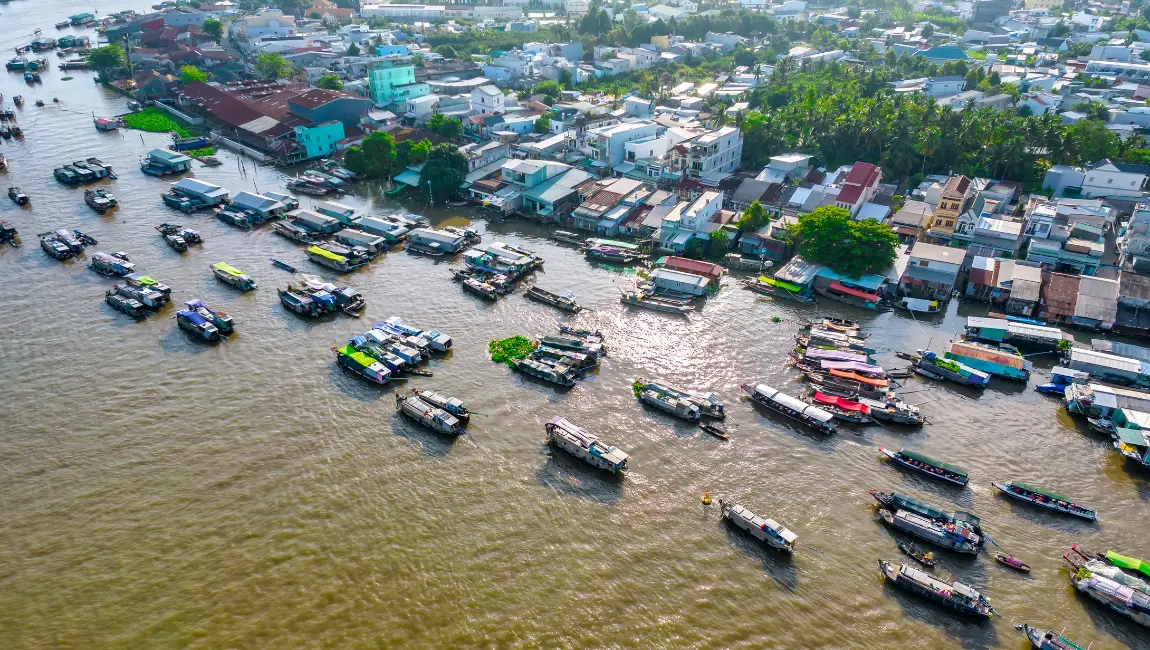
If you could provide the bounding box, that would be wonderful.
[869,490,986,549]
[809,390,872,424]
[879,448,969,486]
[741,383,837,434]
[412,389,470,424]
[897,539,936,567]
[995,553,1031,572]
[743,276,815,303]
[991,481,1097,520]
[720,500,797,552]
[545,416,629,474]
[1063,545,1150,628]
[396,393,465,436]
[635,377,724,418]
[1020,624,1089,650]
[878,560,995,618]
[877,507,981,554]
[620,291,693,314]
[524,286,581,312]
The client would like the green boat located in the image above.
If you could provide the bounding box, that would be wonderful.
[1106,550,1150,578]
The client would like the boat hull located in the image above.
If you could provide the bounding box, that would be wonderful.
[991,482,1096,520]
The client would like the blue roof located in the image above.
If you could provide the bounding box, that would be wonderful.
[350,335,367,346]
[178,310,208,325]
[815,267,887,291]
[919,46,969,61]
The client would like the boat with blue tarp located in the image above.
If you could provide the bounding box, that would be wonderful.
[179,299,233,338]
[89,251,135,276]
[1036,367,1090,395]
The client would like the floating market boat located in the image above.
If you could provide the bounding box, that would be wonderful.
[700,422,728,439]
[0,220,18,247]
[879,448,968,486]
[384,317,452,352]
[860,396,924,425]
[290,274,366,316]
[620,291,694,314]
[50,229,85,253]
[586,245,646,264]
[533,345,595,372]
[552,230,584,245]
[870,490,984,552]
[8,186,29,204]
[557,325,602,339]
[111,282,166,308]
[991,481,1097,520]
[1063,545,1150,628]
[877,560,995,618]
[524,286,581,312]
[741,383,837,434]
[156,223,201,251]
[412,389,470,424]
[539,335,604,359]
[720,500,797,552]
[215,207,251,228]
[278,288,324,317]
[462,276,498,300]
[1020,624,1089,650]
[335,345,391,385]
[514,358,577,387]
[1036,367,1090,395]
[349,335,407,373]
[211,262,256,291]
[84,188,116,212]
[898,540,936,567]
[286,177,330,196]
[104,291,145,317]
[40,234,72,259]
[272,221,315,244]
[809,390,872,424]
[638,388,701,421]
[545,416,629,474]
[88,251,134,276]
[179,299,233,337]
[803,372,894,402]
[123,274,170,297]
[307,245,366,272]
[995,553,1031,572]
[742,275,815,303]
[635,378,724,418]
[397,393,465,435]
[946,340,1032,382]
[910,349,990,388]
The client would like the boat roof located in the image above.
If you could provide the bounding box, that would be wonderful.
[899,563,967,594]
[338,345,376,368]
[890,492,952,522]
[178,309,208,325]
[1116,427,1149,447]
[1011,481,1077,504]
[898,449,968,477]
[213,262,246,277]
[308,245,347,262]
[754,384,834,423]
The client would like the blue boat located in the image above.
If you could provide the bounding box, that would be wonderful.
[1036,367,1090,395]
[271,258,298,273]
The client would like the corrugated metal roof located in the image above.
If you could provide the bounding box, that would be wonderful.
[774,256,823,286]
[1069,347,1143,374]
[1075,276,1120,322]
[1043,272,1080,316]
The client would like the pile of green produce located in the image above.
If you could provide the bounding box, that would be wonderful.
[489,336,535,366]
[185,147,217,158]
[632,380,644,397]
[933,358,962,374]
[121,107,191,137]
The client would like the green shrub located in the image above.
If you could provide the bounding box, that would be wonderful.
[121,107,191,137]
[488,336,536,366]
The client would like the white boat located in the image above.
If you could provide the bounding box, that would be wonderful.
[396,393,464,435]
[384,316,452,352]
[638,388,700,421]
[545,416,629,473]
[637,378,724,418]
[720,501,797,552]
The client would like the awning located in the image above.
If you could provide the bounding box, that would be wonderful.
[761,276,802,292]
[591,160,609,168]
[536,206,553,216]
[829,281,880,302]
[394,169,422,187]
[813,391,869,412]
[1117,427,1149,446]
[829,369,889,387]
[613,161,637,174]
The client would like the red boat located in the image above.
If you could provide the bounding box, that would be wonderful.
[995,553,1031,572]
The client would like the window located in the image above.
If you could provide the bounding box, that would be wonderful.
[919,260,929,267]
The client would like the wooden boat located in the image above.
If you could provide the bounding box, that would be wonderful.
[860,397,923,425]
[211,262,256,291]
[638,388,701,421]
[897,539,936,567]
[514,358,576,387]
[870,490,986,552]
[1063,545,1150,628]
[8,186,29,204]
[462,277,498,300]
[397,393,465,435]
[552,230,584,245]
[271,258,298,273]
[180,299,234,337]
[1020,624,1089,650]
[878,507,980,554]
[334,345,391,385]
[88,251,135,276]
[743,275,815,303]
[741,383,837,434]
[878,560,995,618]
[804,373,893,402]
[524,286,581,312]
[912,349,990,388]
[995,553,1031,573]
[558,325,602,339]
[105,291,146,317]
[412,389,470,424]
[635,378,724,418]
[620,291,693,314]
[809,390,872,424]
[545,416,629,473]
[586,245,646,264]
[991,481,1096,520]
[0,220,18,247]
[720,500,797,552]
[84,188,116,212]
[879,448,968,486]
[278,288,325,317]
[699,422,728,439]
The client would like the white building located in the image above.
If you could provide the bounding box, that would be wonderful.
[1020,92,1061,115]
[923,76,965,97]
[589,121,660,167]
[1085,60,1150,82]
[471,85,505,115]
[239,9,296,39]
[565,0,590,16]
[1081,160,1149,199]
[360,4,446,21]
[674,126,743,182]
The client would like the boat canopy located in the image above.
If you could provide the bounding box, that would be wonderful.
[890,492,951,522]
[1116,427,1149,447]
[308,245,347,262]
[821,360,884,374]
[899,449,968,478]
[338,345,375,368]
[759,276,802,292]
[754,384,835,423]
[828,281,880,301]
[813,391,869,412]
[805,347,868,362]
[1105,550,1150,578]
[179,310,208,325]
[829,369,889,387]
[1010,482,1075,503]
[764,519,798,544]
[214,262,245,277]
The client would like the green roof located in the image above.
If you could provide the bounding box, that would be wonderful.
[1116,427,1149,447]
[1012,482,1073,503]
[308,246,346,262]
[338,345,375,368]
[760,276,802,292]
[899,449,968,477]
[213,262,245,277]
[1105,550,1150,578]
[135,275,159,286]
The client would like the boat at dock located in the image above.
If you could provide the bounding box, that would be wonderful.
[545,416,629,473]
[88,251,134,276]
[879,448,968,486]
[742,275,815,303]
[1020,624,1088,650]
[719,500,797,552]
[462,276,498,300]
[84,188,117,212]
[586,245,646,264]
[1063,545,1150,628]
[991,481,1097,520]
[156,223,201,251]
[878,560,995,618]
[620,291,694,314]
[946,340,1032,382]
[110,282,166,309]
[870,490,984,552]
[635,378,724,418]
[412,389,470,424]
[859,396,923,425]
[552,230,584,245]
[104,291,145,317]
[178,299,233,338]
[809,391,872,424]
[741,383,837,434]
[724,253,773,272]
[272,221,316,244]
[803,372,894,402]
[514,358,577,386]
[638,387,701,421]
[897,540,936,567]
[335,345,392,385]
[215,207,251,229]
[397,393,465,435]
[909,349,991,388]
[384,317,452,353]
[211,262,256,291]
[524,286,581,312]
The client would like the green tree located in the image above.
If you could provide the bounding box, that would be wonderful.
[558,67,573,90]
[202,17,224,43]
[316,74,344,90]
[535,80,563,103]
[434,44,456,59]
[736,201,769,232]
[420,143,468,204]
[684,237,706,260]
[255,51,293,79]
[921,24,934,39]
[87,44,125,72]
[428,113,463,139]
[343,131,398,179]
[1066,119,1118,163]
[707,228,730,257]
[412,52,426,67]
[179,64,207,83]
[534,112,552,133]
[793,206,898,277]
[1081,102,1111,123]
[847,4,861,18]
[347,42,361,57]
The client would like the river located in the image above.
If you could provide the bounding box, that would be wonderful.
[0,3,1148,648]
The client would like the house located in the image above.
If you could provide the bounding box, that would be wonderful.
[658,190,725,253]
[897,242,963,301]
[133,69,177,101]
[966,256,1000,301]
[140,148,193,175]
[755,152,812,184]
[967,216,1023,261]
[1004,262,1043,316]
[923,76,965,97]
[833,162,882,216]
[1020,92,1061,116]
[891,200,934,242]
[171,177,229,206]
[589,121,660,168]
[572,178,641,231]
[655,256,724,285]
[672,126,743,184]
[1073,275,1120,329]
[237,9,296,39]
[367,61,429,107]
[1080,160,1150,199]
[917,46,969,63]
[231,191,286,220]
[471,85,506,115]
[928,175,972,237]
[1040,271,1081,323]
[650,268,711,296]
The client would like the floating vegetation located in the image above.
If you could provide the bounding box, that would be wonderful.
[185,147,217,158]
[632,379,644,397]
[489,336,534,366]
[121,107,191,137]
[771,315,782,323]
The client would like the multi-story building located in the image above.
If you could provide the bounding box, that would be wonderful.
[367,61,428,107]
[672,126,743,183]
[471,85,506,115]
[564,0,589,16]
[237,9,296,39]
[359,4,446,21]
[929,175,972,236]
[1024,0,1062,8]
[832,162,882,217]
[589,121,660,168]
[483,51,536,81]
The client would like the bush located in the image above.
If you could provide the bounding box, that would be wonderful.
[489,336,536,366]
[121,107,191,137]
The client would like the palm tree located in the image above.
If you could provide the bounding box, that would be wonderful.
[917,126,941,177]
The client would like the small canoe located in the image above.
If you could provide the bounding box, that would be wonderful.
[898,539,937,567]
[995,553,1031,573]
[271,258,298,273]
[700,422,729,440]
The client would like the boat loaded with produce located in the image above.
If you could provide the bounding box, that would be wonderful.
[335,345,392,385]
[1063,545,1150,628]
[910,349,990,387]
[634,378,724,418]
[878,560,996,618]
[211,262,257,291]
[396,392,465,435]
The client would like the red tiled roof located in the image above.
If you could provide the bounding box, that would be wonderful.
[943,175,971,196]
[844,161,880,187]
[1043,272,1080,316]
[659,256,724,280]
[836,185,864,205]
[582,189,624,212]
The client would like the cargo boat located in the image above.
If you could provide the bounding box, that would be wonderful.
[41,235,73,259]
[278,288,325,317]
[991,481,1097,520]
[635,378,724,418]
[945,340,1032,382]
[879,448,969,486]
[111,283,166,308]
[810,390,873,424]
[0,220,18,247]
[178,299,233,338]
[911,349,991,387]
[514,358,576,387]
[8,186,29,204]
[870,490,985,550]
[272,221,316,244]
[211,262,256,291]
[462,276,498,300]
[1020,624,1088,650]
[620,291,694,314]
[307,244,367,272]
[858,397,924,425]
[877,506,981,553]
[349,335,408,373]
[552,230,584,245]
[1063,545,1150,628]
[105,291,145,317]
[89,251,135,276]
[720,500,797,552]
[123,274,171,297]
[524,286,581,312]
[397,393,465,435]
[545,416,629,473]
[741,383,837,434]
[878,560,995,617]
[539,335,604,359]
[335,345,391,385]
[741,275,815,303]
[638,388,701,421]
[412,389,470,424]
[384,317,452,352]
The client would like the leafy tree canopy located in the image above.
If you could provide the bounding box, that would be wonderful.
[344,131,397,180]
[87,44,125,71]
[180,65,207,83]
[793,206,898,278]
[255,51,294,79]
[316,74,344,90]
[428,113,463,139]
[420,143,468,204]
[202,17,224,42]
[737,201,769,232]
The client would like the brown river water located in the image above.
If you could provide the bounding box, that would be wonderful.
[1,3,1148,648]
